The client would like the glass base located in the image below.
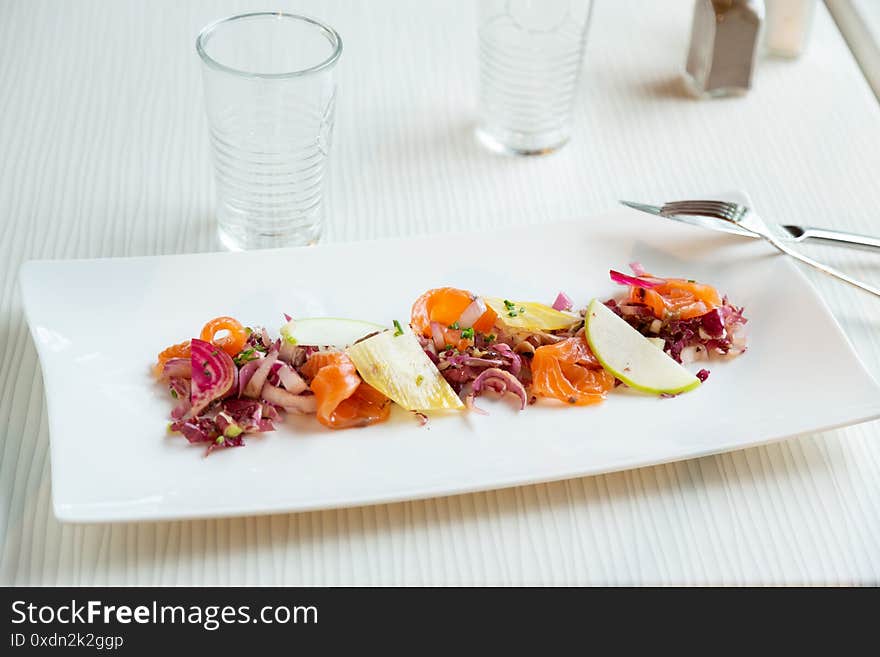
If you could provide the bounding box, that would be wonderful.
[218,221,321,251]
[475,125,570,157]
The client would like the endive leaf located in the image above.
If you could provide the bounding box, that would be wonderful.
[346,328,464,411]
[484,297,580,331]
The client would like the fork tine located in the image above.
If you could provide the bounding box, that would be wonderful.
[662,204,728,217]
[661,205,729,219]
[662,200,744,221]
[663,199,734,207]
[662,200,736,214]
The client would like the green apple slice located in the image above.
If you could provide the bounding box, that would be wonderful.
[280,317,384,348]
[646,337,666,350]
[346,327,464,411]
[584,299,700,395]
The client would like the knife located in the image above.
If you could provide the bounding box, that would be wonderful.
[619,201,880,251]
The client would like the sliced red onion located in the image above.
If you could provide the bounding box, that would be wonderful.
[463,393,489,415]
[461,357,505,368]
[490,342,522,375]
[243,348,278,398]
[237,358,262,398]
[457,297,487,329]
[283,313,292,322]
[162,358,192,380]
[189,339,236,416]
[278,339,298,364]
[285,394,317,415]
[260,383,317,414]
[629,261,649,276]
[471,367,527,410]
[696,369,710,382]
[430,321,447,350]
[552,291,573,312]
[610,269,664,289]
[277,364,307,394]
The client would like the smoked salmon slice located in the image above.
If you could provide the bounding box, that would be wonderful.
[628,276,722,321]
[410,287,497,350]
[302,351,391,429]
[530,336,616,406]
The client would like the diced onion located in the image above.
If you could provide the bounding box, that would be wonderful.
[457,297,487,329]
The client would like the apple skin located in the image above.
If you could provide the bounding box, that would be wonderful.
[280,317,384,349]
[584,299,700,396]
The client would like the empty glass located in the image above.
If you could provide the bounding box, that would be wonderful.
[196,13,342,250]
[477,0,593,156]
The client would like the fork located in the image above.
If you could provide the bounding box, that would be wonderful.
[659,200,880,298]
[621,200,880,249]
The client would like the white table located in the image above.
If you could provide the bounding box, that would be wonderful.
[2,0,879,585]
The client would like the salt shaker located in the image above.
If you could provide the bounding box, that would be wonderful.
[764,0,816,58]
[684,0,765,98]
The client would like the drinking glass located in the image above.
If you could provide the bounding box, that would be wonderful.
[196,13,342,250]
[477,0,593,156]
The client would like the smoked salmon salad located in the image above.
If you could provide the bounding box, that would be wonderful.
[153,264,747,453]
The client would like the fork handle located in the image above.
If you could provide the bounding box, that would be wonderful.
[768,235,880,298]
[798,226,880,250]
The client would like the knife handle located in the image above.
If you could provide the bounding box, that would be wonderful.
[799,226,880,250]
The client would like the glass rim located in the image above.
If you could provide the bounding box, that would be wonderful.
[196,12,342,80]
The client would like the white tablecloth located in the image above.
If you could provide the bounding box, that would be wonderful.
[1,0,879,585]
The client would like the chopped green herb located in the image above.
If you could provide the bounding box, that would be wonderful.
[245,327,253,335]
[415,375,424,386]
[486,333,497,343]
[461,327,474,339]
[444,344,455,352]
[503,299,515,310]
[687,279,696,283]
[203,369,211,378]
[284,335,297,345]
[215,436,225,445]
[211,349,219,356]
[254,343,268,353]
[170,389,178,399]
[508,311,518,318]
[519,307,526,314]
[448,321,460,330]
[392,319,404,336]
[233,347,258,366]
[202,360,209,367]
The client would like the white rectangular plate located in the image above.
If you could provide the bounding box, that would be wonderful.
[20,208,880,522]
